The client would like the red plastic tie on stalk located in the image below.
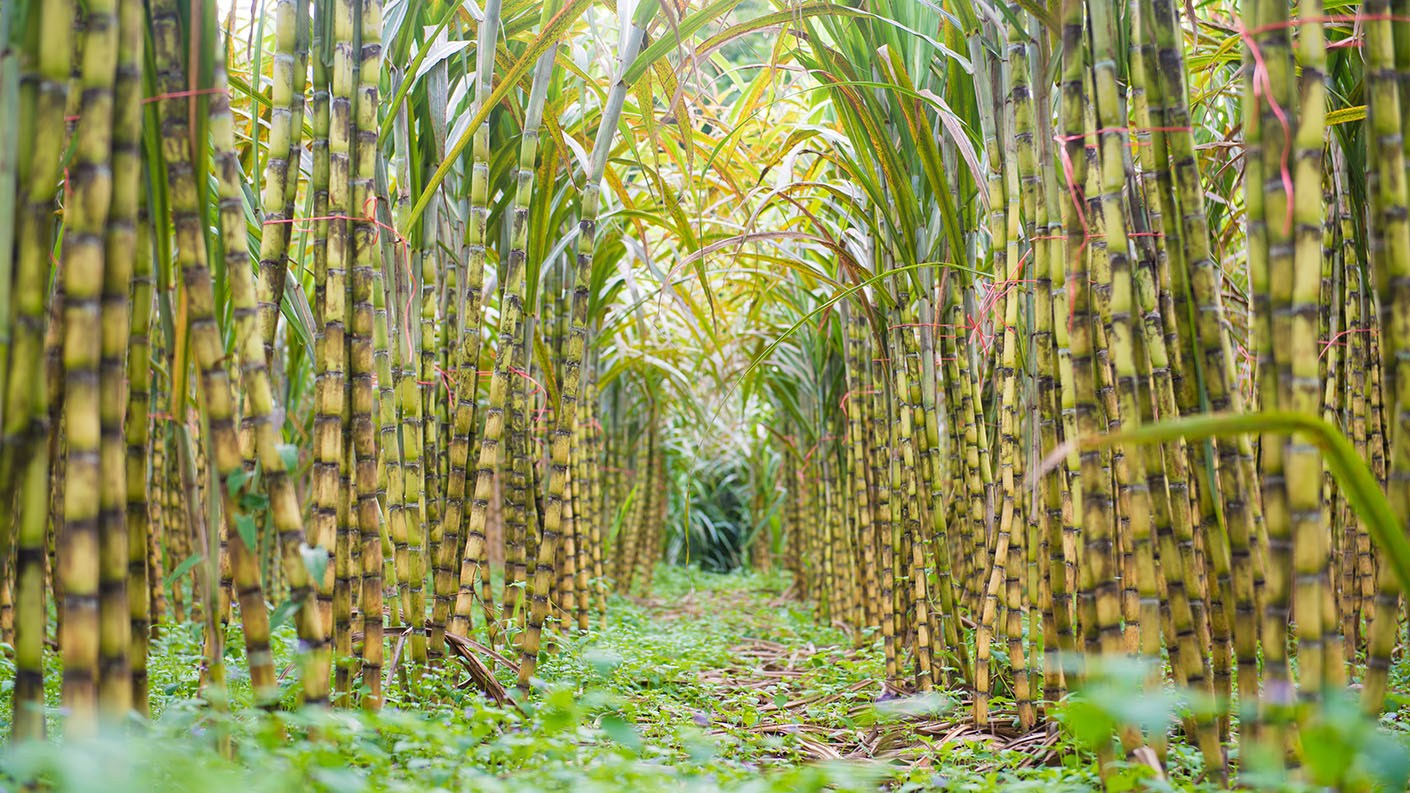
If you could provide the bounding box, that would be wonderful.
[142,86,230,104]
[1215,13,1410,59]
[1053,131,1092,333]
[438,364,458,388]
[1236,20,1296,237]
[1247,11,1410,33]
[838,387,879,410]
[262,196,416,359]
[1318,326,1376,359]
[963,256,1037,354]
[509,367,550,424]
[1048,123,1184,334]
[358,194,419,361]
[799,436,837,468]
[415,363,458,394]
[1233,340,1259,400]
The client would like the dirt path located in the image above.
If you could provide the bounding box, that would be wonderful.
[635,578,1059,774]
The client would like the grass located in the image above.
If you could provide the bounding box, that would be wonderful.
[1,567,1407,792]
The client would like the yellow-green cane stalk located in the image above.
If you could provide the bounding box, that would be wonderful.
[352,0,387,710]
[97,0,147,723]
[1361,0,1410,714]
[1086,0,1166,754]
[444,0,504,643]
[61,0,121,734]
[256,0,301,367]
[455,25,560,643]
[8,0,72,739]
[126,181,154,717]
[1149,0,1257,740]
[515,0,663,685]
[151,0,280,710]
[1287,0,1329,703]
[311,0,351,667]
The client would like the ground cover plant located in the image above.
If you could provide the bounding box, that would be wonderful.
[0,568,1298,792]
[4,0,1410,789]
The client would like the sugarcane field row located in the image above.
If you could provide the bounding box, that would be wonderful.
[2,0,1410,790]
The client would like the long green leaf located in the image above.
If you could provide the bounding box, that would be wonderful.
[1077,412,1410,597]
